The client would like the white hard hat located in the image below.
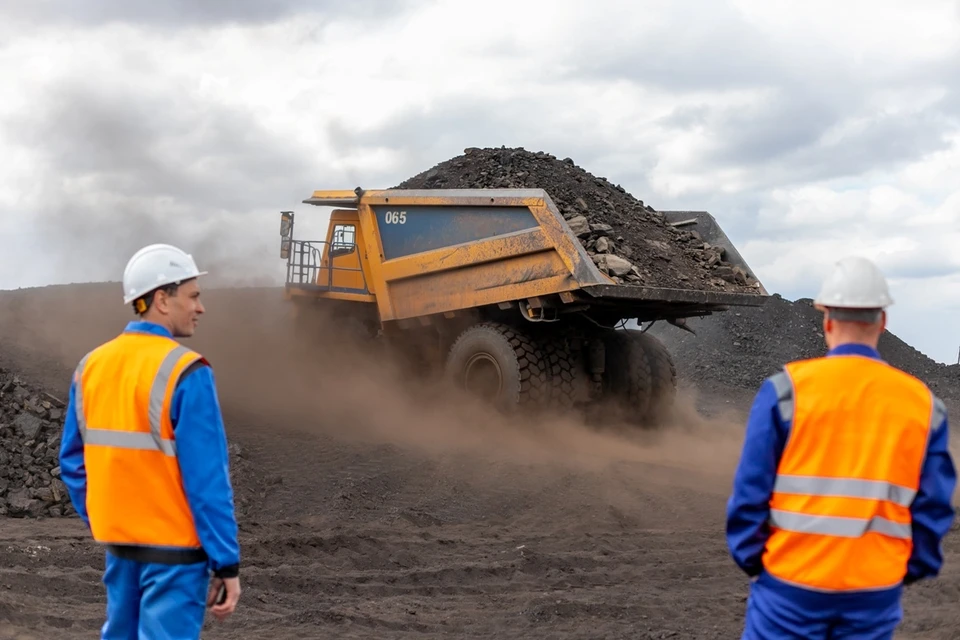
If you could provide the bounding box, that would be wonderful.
[122,243,208,305]
[814,256,893,309]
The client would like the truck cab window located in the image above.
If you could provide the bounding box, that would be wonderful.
[330,224,356,258]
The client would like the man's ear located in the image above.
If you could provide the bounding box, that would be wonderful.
[152,289,169,314]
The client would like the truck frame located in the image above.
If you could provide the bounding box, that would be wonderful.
[279,187,768,424]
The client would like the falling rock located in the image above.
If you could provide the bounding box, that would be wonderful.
[595,237,611,254]
[590,222,614,236]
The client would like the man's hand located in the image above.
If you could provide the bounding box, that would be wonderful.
[207,576,241,621]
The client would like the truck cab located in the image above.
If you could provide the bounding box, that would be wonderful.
[280,207,375,301]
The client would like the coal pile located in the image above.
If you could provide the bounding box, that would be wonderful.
[396,146,761,293]
[650,295,960,401]
[0,367,72,518]
[0,365,262,520]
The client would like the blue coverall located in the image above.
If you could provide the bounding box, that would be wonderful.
[59,321,241,640]
[726,343,957,639]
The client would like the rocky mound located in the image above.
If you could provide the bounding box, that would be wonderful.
[650,295,960,400]
[395,146,760,293]
[0,365,263,519]
[0,368,72,518]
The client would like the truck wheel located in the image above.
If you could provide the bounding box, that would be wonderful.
[602,329,653,425]
[445,322,549,411]
[629,331,677,423]
[540,334,578,410]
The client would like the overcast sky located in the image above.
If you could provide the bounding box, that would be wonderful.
[1,0,958,363]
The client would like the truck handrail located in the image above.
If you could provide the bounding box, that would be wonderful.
[285,239,370,295]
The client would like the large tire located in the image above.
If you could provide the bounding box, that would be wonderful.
[628,330,677,424]
[603,329,653,423]
[445,322,549,411]
[540,333,579,410]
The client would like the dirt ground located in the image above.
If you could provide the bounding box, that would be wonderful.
[0,283,958,639]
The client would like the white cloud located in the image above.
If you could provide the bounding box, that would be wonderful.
[0,0,959,362]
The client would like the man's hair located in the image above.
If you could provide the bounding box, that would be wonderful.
[132,283,181,316]
[826,307,883,324]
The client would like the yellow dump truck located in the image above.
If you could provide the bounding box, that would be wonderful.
[279,187,768,424]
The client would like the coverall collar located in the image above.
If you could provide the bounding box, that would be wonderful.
[125,320,174,338]
[827,342,882,360]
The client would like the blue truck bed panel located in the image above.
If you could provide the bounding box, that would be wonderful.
[372,205,539,260]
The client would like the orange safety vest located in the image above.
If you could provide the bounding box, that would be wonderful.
[73,331,207,550]
[761,353,945,592]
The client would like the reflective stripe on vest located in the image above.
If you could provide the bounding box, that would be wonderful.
[74,333,205,550]
[73,344,193,457]
[761,355,941,592]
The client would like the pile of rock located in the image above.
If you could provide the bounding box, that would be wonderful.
[0,365,263,521]
[650,295,960,402]
[0,368,73,518]
[395,146,760,293]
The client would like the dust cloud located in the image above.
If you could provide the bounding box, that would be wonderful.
[203,288,751,501]
[0,281,750,512]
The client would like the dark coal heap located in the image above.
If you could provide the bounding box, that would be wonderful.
[650,295,960,401]
[0,368,73,518]
[0,364,259,520]
[396,146,760,294]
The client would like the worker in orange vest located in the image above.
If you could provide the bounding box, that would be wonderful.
[59,244,241,639]
[726,256,956,639]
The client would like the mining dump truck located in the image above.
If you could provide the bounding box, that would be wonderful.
[278,187,768,425]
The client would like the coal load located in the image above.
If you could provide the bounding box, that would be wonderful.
[395,147,760,293]
[650,295,960,401]
[0,367,72,518]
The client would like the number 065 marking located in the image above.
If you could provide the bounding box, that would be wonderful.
[384,210,407,224]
